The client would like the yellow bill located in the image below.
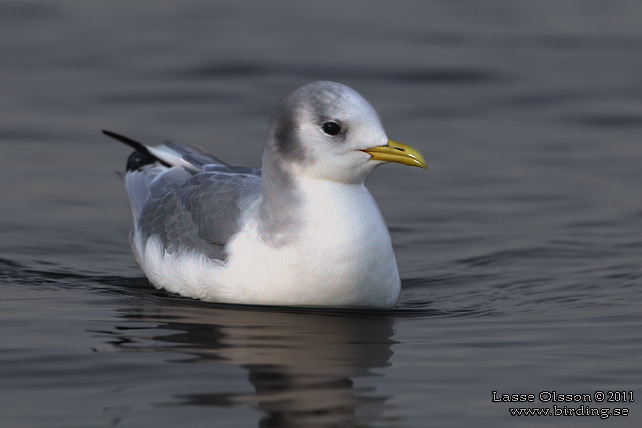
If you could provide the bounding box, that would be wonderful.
[363,139,427,169]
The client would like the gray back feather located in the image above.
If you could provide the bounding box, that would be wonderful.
[125,142,262,261]
[135,169,260,261]
[160,141,230,169]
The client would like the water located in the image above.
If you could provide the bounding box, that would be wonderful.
[1,1,641,427]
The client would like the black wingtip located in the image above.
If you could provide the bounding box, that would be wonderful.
[102,129,172,170]
[102,129,148,153]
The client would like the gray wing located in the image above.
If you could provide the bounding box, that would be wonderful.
[118,136,262,261]
[152,140,230,170]
[135,170,261,260]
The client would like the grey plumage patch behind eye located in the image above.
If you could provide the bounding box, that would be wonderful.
[271,99,306,161]
[269,81,353,160]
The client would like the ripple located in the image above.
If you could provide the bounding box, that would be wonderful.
[100,90,238,105]
[178,61,504,85]
[570,113,642,129]
[457,246,607,267]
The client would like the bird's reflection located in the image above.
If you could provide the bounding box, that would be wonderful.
[99,296,397,427]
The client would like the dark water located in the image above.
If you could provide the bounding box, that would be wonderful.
[1,1,641,427]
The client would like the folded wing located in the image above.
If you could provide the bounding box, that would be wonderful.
[105,130,262,261]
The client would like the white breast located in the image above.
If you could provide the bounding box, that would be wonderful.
[221,179,401,307]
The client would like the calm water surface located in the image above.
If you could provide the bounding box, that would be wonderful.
[1,1,641,427]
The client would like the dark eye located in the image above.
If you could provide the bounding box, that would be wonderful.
[322,122,341,136]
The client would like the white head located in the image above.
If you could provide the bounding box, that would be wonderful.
[264,81,426,185]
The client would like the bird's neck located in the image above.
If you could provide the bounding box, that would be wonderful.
[258,150,304,246]
[258,147,379,248]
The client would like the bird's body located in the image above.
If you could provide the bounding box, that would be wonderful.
[107,81,426,308]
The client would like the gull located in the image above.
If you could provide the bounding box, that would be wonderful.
[104,81,426,308]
